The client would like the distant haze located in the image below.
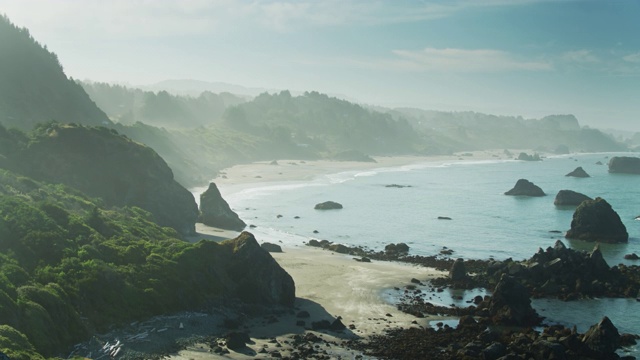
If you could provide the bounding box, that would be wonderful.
[1,0,639,132]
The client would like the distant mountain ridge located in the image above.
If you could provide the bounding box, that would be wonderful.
[0,15,111,130]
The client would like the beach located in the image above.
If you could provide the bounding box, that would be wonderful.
[170,150,531,359]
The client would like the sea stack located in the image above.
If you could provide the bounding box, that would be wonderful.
[608,156,640,174]
[565,166,590,177]
[199,182,246,231]
[565,197,628,243]
[504,179,545,197]
[554,190,592,206]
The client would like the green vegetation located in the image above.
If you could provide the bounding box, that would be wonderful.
[0,168,252,358]
[0,15,110,131]
[80,81,246,128]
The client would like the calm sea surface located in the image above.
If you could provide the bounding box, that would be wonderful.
[195,152,640,354]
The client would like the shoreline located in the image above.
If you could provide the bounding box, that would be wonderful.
[169,224,446,359]
[205,150,531,190]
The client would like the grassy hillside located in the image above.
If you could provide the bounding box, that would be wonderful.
[0,15,110,131]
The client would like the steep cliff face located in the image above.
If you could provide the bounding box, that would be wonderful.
[9,123,198,235]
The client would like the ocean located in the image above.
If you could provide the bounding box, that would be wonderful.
[197,152,640,353]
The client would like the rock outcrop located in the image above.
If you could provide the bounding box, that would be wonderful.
[504,179,545,196]
[581,317,620,355]
[554,190,592,206]
[488,274,541,326]
[565,197,628,243]
[449,258,467,281]
[608,156,640,174]
[314,201,343,210]
[565,166,590,177]
[222,232,295,307]
[516,152,541,161]
[199,183,246,231]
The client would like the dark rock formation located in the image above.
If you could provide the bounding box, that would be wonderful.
[624,253,639,260]
[582,317,620,355]
[504,179,545,196]
[438,216,452,220]
[261,242,283,253]
[314,201,343,210]
[449,258,467,281]
[517,152,541,161]
[222,232,295,307]
[385,184,411,188]
[199,183,246,231]
[608,156,640,174]
[328,244,350,254]
[488,274,541,326]
[554,190,592,206]
[225,332,250,351]
[566,197,628,243]
[385,243,410,255]
[565,166,590,177]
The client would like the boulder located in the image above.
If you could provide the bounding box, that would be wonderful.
[225,332,251,351]
[385,243,410,255]
[199,183,246,231]
[261,242,283,253]
[222,232,295,307]
[624,253,639,260]
[328,244,350,254]
[488,274,541,326]
[554,190,592,206]
[608,156,640,174]
[565,166,590,178]
[516,152,541,161]
[504,179,545,197]
[581,317,620,355]
[449,258,467,281]
[314,201,343,210]
[565,197,628,243]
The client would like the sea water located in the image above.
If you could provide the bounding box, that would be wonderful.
[195,152,640,352]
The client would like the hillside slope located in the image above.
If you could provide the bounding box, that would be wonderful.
[0,15,110,131]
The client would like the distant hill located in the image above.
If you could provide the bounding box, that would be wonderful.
[0,15,111,130]
[390,108,627,153]
[81,81,247,128]
[142,79,272,97]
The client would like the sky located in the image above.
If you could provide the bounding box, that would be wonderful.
[1,0,639,131]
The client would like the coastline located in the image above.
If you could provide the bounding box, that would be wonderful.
[206,150,528,189]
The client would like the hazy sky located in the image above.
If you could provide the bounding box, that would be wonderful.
[1,0,639,131]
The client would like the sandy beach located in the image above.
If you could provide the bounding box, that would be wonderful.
[208,150,524,187]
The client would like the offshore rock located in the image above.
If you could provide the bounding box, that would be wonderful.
[504,179,545,197]
[554,190,592,206]
[314,201,343,210]
[199,182,246,231]
[565,197,628,243]
[608,156,640,174]
[565,166,590,177]
[488,274,541,326]
[222,232,295,307]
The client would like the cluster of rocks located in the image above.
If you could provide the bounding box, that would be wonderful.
[481,240,639,300]
[516,152,542,161]
[360,315,635,360]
